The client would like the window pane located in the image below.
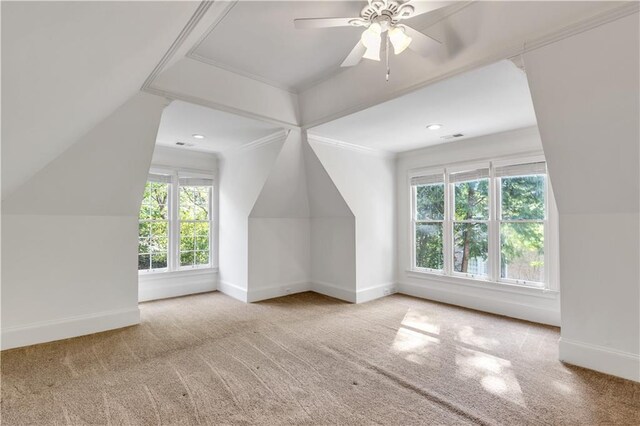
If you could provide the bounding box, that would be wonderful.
[196,251,210,265]
[416,184,444,221]
[138,254,150,270]
[151,234,168,253]
[138,222,151,238]
[501,175,545,220]
[453,223,488,276]
[180,186,210,220]
[180,251,195,267]
[500,222,544,283]
[150,222,168,240]
[138,238,150,255]
[142,182,168,220]
[415,223,443,270]
[194,222,209,236]
[196,236,209,251]
[454,179,489,220]
[151,253,167,269]
[181,236,195,252]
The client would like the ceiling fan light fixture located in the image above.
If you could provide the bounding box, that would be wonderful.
[389,26,412,55]
[361,23,382,61]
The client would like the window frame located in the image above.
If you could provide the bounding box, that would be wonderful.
[448,163,491,280]
[409,155,558,291]
[410,167,446,275]
[138,179,171,274]
[177,183,213,271]
[139,168,216,275]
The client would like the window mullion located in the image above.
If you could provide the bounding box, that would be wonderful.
[443,170,453,276]
[490,165,500,283]
[169,172,180,272]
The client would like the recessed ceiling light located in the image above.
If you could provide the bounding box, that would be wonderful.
[426,124,443,130]
[192,134,205,139]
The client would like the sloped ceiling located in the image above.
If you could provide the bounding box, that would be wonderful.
[1,1,199,199]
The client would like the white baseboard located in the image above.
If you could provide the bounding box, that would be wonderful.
[247,281,311,302]
[311,281,357,303]
[1,307,140,350]
[138,269,217,302]
[559,337,640,382]
[398,281,560,326]
[357,283,397,303]
[218,280,248,302]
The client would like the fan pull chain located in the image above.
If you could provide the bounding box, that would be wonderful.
[385,32,390,82]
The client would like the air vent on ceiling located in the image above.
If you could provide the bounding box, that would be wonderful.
[440,133,464,140]
[176,141,195,147]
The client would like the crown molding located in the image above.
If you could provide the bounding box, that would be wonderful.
[307,134,396,159]
[141,1,213,91]
[222,129,289,156]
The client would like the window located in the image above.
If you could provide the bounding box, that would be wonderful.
[451,169,489,278]
[412,174,445,271]
[179,179,211,269]
[497,162,546,284]
[410,159,552,288]
[138,176,170,272]
[138,172,214,273]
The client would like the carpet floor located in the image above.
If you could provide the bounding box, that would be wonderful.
[1,291,639,425]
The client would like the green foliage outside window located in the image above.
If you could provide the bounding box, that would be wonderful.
[500,175,545,282]
[453,179,489,274]
[138,182,169,271]
[414,172,546,283]
[415,184,444,269]
[179,186,210,267]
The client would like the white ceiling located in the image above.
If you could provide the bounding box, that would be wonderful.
[156,101,282,153]
[191,1,371,91]
[309,60,538,153]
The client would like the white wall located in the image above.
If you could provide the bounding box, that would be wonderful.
[248,218,311,301]
[217,134,286,300]
[304,137,356,300]
[248,130,311,300]
[395,127,561,326]
[308,138,396,301]
[524,13,639,381]
[1,93,167,349]
[138,144,219,302]
[1,1,198,198]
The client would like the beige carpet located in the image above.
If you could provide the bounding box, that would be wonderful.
[2,292,639,425]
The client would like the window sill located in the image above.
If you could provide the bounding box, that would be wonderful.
[405,269,559,299]
[139,267,218,281]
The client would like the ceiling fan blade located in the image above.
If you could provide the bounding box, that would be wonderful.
[399,1,457,19]
[402,25,443,57]
[294,17,357,29]
[341,41,367,67]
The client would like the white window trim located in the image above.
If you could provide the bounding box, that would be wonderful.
[139,167,217,276]
[408,154,559,293]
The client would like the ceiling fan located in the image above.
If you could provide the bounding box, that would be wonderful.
[294,0,450,70]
